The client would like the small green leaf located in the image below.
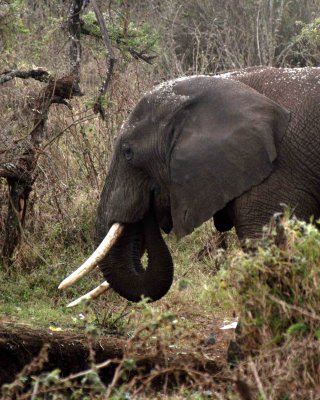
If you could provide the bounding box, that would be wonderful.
[178,279,189,290]
[81,371,100,385]
[44,368,61,385]
[287,323,308,335]
[123,358,136,371]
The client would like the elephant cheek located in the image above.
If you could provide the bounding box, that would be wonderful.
[108,183,151,223]
[153,193,173,233]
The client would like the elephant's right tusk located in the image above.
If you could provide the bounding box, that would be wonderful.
[66,281,110,308]
[58,223,124,290]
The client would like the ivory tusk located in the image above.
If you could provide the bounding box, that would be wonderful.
[58,223,123,290]
[66,281,110,308]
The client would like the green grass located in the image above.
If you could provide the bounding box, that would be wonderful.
[0,221,234,333]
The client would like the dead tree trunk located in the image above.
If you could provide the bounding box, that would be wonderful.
[2,178,32,259]
[0,72,82,264]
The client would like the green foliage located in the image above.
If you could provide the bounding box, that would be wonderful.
[229,216,320,347]
[43,368,61,385]
[82,11,101,37]
[85,96,115,110]
[178,278,189,290]
[82,10,159,59]
[123,358,136,371]
[298,17,320,46]
[8,0,30,35]
[0,0,29,52]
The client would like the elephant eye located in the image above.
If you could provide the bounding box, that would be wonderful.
[121,143,133,161]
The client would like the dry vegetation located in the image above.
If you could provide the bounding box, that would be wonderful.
[1,1,320,399]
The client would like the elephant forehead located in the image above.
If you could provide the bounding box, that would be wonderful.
[124,92,188,128]
[129,75,236,121]
[136,90,188,115]
[150,75,214,100]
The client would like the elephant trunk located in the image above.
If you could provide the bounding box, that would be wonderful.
[99,211,174,302]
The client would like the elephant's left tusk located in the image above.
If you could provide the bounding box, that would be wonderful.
[59,223,124,290]
[66,281,110,308]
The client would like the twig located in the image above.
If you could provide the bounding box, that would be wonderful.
[268,294,320,322]
[105,360,124,398]
[59,359,115,383]
[256,3,262,65]
[7,192,50,266]
[43,113,96,149]
[248,357,267,400]
[30,378,40,400]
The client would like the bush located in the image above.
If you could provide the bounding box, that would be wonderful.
[227,214,320,399]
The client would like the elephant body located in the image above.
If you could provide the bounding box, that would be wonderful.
[216,67,320,238]
[95,67,320,302]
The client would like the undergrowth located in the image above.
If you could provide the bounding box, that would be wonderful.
[225,214,320,399]
[1,214,320,398]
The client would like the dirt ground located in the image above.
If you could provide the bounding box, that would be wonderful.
[0,313,234,387]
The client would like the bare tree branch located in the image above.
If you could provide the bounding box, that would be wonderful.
[0,68,51,85]
[90,0,116,119]
[68,0,89,81]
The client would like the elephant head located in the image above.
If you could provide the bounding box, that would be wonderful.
[59,76,289,303]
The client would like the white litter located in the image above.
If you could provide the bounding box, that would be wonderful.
[220,321,238,330]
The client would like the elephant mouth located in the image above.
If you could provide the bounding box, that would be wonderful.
[111,218,147,276]
[58,209,174,305]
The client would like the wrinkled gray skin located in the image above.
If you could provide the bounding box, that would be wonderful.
[96,67,320,302]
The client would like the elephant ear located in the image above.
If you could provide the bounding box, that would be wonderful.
[169,78,290,238]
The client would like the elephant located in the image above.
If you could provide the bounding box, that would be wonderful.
[60,67,320,304]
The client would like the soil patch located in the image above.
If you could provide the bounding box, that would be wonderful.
[0,321,229,388]
[0,322,123,385]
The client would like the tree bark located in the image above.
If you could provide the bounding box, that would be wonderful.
[2,179,31,260]
[68,0,86,81]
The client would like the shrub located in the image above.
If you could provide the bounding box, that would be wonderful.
[227,214,320,399]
